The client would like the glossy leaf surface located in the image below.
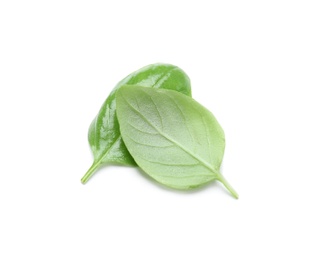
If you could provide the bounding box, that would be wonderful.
[116,86,238,198]
[81,64,191,183]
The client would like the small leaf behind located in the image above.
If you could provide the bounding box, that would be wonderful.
[81,63,191,184]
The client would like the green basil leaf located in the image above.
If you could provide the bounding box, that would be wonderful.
[116,85,238,198]
[81,64,191,183]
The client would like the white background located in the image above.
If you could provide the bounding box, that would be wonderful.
[0,0,320,259]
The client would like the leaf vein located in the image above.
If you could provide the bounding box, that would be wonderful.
[150,96,164,130]
[140,157,200,166]
[126,135,174,148]
[162,92,197,148]
[127,122,159,135]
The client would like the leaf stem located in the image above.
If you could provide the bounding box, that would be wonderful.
[217,174,239,199]
[81,162,100,184]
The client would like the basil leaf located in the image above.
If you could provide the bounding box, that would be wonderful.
[81,64,191,183]
[116,85,238,198]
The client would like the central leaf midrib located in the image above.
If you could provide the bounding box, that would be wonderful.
[96,135,122,164]
[122,94,217,175]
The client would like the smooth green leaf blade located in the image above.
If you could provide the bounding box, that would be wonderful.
[116,86,238,198]
[81,63,191,183]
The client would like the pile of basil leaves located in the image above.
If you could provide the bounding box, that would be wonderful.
[81,64,238,199]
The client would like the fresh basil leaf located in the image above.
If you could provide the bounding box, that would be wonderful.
[81,64,191,183]
[116,85,238,198]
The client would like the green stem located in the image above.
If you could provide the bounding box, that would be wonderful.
[217,174,239,199]
[81,162,100,184]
